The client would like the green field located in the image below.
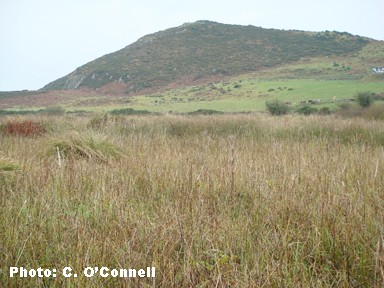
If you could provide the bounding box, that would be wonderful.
[109,79,384,113]
[1,40,383,114]
[2,79,383,114]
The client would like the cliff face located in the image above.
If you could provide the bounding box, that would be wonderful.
[42,20,370,93]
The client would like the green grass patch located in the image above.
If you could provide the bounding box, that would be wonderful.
[0,154,20,172]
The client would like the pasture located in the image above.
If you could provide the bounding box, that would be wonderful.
[127,79,384,113]
[1,113,384,287]
[2,79,382,114]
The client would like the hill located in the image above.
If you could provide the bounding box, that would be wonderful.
[42,20,370,94]
[1,21,384,112]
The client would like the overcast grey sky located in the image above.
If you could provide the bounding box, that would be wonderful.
[1,0,383,91]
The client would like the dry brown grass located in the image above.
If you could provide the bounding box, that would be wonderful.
[1,120,46,136]
[1,113,384,287]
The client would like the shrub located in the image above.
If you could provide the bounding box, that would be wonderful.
[44,105,65,116]
[38,130,125,163]
[265,100,290,115]
[110,108,151,115]
[336,102,364,118]
[2,121,46,136]
[295,106,318,116]
[356,91,374,107]
[372,93,384,101]
[362,104,384,121]
[318,107,331,115]
[87,113,109,128]
[188,109,224,115]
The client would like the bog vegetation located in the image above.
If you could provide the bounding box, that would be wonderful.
[1,112,384,287]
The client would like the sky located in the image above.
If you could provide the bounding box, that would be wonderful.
[1,0,383,92]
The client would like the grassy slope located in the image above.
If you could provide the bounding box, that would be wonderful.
[116,40,384,113]
[1,40,383,112]
[42,20,369,92]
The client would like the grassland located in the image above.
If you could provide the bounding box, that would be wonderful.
[1,41,383,114]
[2,75,384,114]
[1,113,384,287]
[125,79,384,113]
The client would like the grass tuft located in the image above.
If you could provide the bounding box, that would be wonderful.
[0,153,20,172]
[38,130,125,162]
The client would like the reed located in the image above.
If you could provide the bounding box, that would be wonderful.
[1,113,383,287]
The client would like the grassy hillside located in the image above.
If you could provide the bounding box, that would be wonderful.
[42,20,370,93]
[1,28,383,112]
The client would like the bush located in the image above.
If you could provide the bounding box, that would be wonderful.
[188,109,224,115]
[2,121,46,136]
[336,102,364,118]
[265,100,290,115]
[318,107,331,115]
[87,113,109,128]
[356,91,374,107]
[295,106,318,116]
[110,108,151,115]
[372,93,384,101]
[362,104,384,121]
[44,105,65,116]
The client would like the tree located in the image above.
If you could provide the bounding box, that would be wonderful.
[265,99,290,115]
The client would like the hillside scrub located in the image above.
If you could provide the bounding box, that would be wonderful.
[265,99,290,115]
[44,105,65,116]
[43,21,370,92]
[295,105,318,115]
[362,103,384,120]
[356,91,374,107]
[187,109,224,115]
[1,114,384,287]
[1,120,47,136]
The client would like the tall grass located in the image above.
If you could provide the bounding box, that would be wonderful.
[1,114,384,287]
[0,152,20,172]
[38,130,125,163]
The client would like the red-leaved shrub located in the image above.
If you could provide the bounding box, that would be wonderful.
[3,121,46,136]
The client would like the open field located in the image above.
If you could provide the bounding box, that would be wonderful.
[1,113,384,287]
[128,79,384,113]
[1,79,383,114]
